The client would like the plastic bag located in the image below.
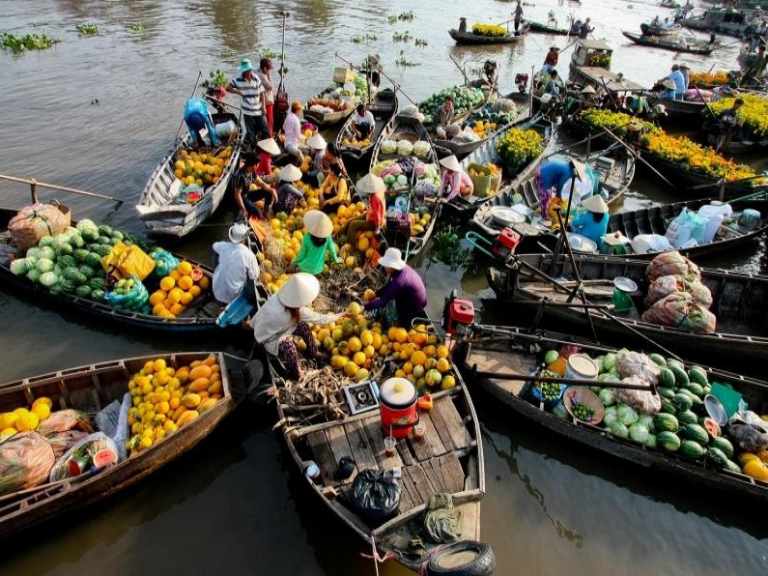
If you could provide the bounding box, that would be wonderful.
[615,376,662,414]
[727,411,768,452]
[344,469,401,525]
[665,208,706,249]
[150,249,180,279]
[8,203,71,252]
[101,243,156,281]
[615,351,661,385]
[95,394,131,461]
[0,432,56,496]
[641,292,717,333]
[646,251,700,282]
[47,430,90,458]
[36,409,93,437]
[104,275,149,312]
[645,275,713,308]
[49,432,119,482]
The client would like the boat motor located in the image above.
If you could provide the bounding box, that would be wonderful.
[515,73,530,93]
[441,290,476,347]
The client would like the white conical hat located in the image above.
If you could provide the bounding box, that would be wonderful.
[439,154,462,172]
[356,173,386,195]
[303,210,333,238]
[257,138,281,155]
[277,273,320,308]
[306,133,327,149]
[279,164,303,183]
[582,195,609,214]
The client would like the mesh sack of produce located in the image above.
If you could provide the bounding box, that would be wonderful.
[645,274,713,309]
[646,251,700,282]
[0,432,56,496]
[615,375,662,414]
[727,412,768,452]
[49,432,119,482]
[36,409,93,436]
[104,275,149,312]
[492,98,518,114]
[641,292,717,334]
[615,351,661,384]
[8,202,71,252]
[150,249,180,278]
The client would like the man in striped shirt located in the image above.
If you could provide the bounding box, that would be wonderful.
[227,59,269,148]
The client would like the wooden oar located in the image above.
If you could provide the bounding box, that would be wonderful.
[600,126,677,190]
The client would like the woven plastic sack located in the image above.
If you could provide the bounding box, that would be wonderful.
[105,275,149,312]
[646,251,701,282]
[646,275,713,308]
[642,292,716,334]
[8,203,71,251]
[0,432,56,496]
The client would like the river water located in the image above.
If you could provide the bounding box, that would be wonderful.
[2,0,768,574]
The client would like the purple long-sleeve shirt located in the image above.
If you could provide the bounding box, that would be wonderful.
[364,265,428,326]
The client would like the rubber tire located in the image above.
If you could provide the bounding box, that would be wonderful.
[425,541,496,576]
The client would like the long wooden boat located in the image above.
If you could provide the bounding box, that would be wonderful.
[449,28,527,45]
[705,133,768,155]
[524,19,570,35]
[272,332,489,573]
[469,142,633,238]
[622,31,715,55]
[453,325,768,502]
[370,113,440,260]
[304,85,365,127]
[640,22,680,36]
[679,8,750,38]
[0,352,245,539]
[0,208,263,333]
[486,252,768,371]
[136,112,244,239]
[336,88,399,163]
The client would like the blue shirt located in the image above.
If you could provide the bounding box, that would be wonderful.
[184,98,218,146]
[571,211,609,244]
[539,159,573,194]
[668,70,685,95]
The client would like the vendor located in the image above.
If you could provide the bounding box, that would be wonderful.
[212,224,260,304]
[306,133,327,184]
[273,164,304,214]
[282,100,305,165]
[438,155,474,201]
[713,97,744,152]
[571,195,609,245]
[351,103,375,140]
[290,210,342,275]
[542,46,559,73]
[183,97,219,148]
[231,153,278,220]
[364,248,428,328]
[661,65,685,101]
[580,85,600,108]
[458,17,468,33]
[345,173,386,245]
[319,163,350,214]
[535,158,573,212]
[434,96,455,139]
[255,137,281,178]
[250,273,346,380]
[544,70,562,98]
[320,143,348,184]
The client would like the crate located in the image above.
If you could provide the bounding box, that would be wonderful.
[467,163,492,198]
[333,67,356,84]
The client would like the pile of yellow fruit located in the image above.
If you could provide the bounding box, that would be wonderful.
[149,261,210,319]
[339,229,381,269]
[127,355,222,454]
[387,325,456,391]
[173,147,232,188]
[410,212,432,236]
[0,397,53,440]
[342,137,372,148]
[471,120,497,139]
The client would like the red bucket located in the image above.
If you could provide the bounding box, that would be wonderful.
[379,378,419,439]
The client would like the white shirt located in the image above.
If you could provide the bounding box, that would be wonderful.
[284,112,302,147]
[212,241,260,304]
[352,110,375,128]
[252,295,342,356]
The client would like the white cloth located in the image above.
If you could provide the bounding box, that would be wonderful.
[252,294,342,355]
[212,242,260,304]
[283,112,303,147]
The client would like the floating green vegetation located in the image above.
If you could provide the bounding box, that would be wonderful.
[76,23,99,36]
[259,47,279,59]
[395,50,418,68]
[1,32,61,53]
[352,33,378,44]
[126,22,145,32]
[415,38,428,47]
[430,228,473,270]
[392,31,413,43]
[388,11,415,24]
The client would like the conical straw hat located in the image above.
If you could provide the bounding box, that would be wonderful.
[277,273,320,308]
[303,210,333,238]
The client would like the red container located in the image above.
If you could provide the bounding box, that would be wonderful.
[379,378,418,439]
[447,299,475,333]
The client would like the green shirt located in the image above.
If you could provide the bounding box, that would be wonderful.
[292,235,341,275]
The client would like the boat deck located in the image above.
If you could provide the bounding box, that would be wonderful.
[465,348,536,396]
[571,66,645,92]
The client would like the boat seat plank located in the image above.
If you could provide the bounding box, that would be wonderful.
[434,396,472,451]
[326,425,355,477]
[466,349,534,395]
[307,430,339,486]
[433,453,466,494]
[419,410,448,458]
[344,420,379,472]
[421,459,447,493]
[364,419,403,470]
[403,462,436,505]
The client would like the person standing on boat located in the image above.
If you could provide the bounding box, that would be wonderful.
[290,211,342,275]
[438,155,474,201]
[212,224,259,304]
[544,70,563,98]
[458,17,468,33]
[227,59,269,148]
[183,97,219,149]
[434,96,455,139]
[542,46,559,73]
[351,103,375,141]
[345,173,387,245]
[577,18,593,39]
[250,273,346,380]
[570,195,609,245]
[364,248,428,328]
[283,100,305,166]
[514,0,524,32]
[273,164,304,214]
[679,63,691,92]
[231,153,277,221]
[306,133,328,184]
[319,163,350,214]
[744,44,768,83]
[713,97,744,152]
[254,138,281,179]
[256,59,275,136]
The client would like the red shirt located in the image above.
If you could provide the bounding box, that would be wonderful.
[255,151,272,177]
[367,191,385,228]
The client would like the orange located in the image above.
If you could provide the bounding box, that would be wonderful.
[352,351,366,366]
[410,351,427,366]
[177,261,193,275]
[180,292,194,305]
[395,328,408,344]
[152,303,167,316]
[189,285,202,297]
[160,277,175,291]
[436,358,451,373]
[436,345,449,359]
[149,291,166,306]
[178,275,193,290]
[197,276,210,290]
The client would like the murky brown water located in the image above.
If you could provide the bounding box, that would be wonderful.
[2,1,768,574]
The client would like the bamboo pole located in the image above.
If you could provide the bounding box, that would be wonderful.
[0,173,124,207]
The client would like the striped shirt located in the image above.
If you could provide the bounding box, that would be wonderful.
[229,75,264,116]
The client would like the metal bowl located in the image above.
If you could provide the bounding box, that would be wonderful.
[614,277,638,293]
[567,233,598,254]
[704,394,728,426]
[563,387,605,425]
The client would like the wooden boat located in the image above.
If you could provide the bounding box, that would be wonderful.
[369,113,440,260]
[469,142,634,239]
[679,8,750,38]
[524,19,570,35]
[0,352,245,539]
[136,112,244,239]
[304,81,366,128]
[706,133,768,155]
[0,208,264,333]
[486,252,768,371]
[640,22,681,36]
[449,28,527,45]
[622,31,715,54]
[568,40,646,94]
[453,325,768,502]
[336,88,399,163]
[442,113,552,218]
[272,336,489,573]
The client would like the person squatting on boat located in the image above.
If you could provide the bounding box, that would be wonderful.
[231,153,277,221]
[183,97,219,149]
[363,248,428,328]
[212,224,260,304]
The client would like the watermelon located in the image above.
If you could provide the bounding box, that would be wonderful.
[686,382,705,398]
[39,246,56,261]
[58,255,78,269]
[62,268,87,285]
[680,424,709,446]
[677,410,698,426]
[10,258,30,276]
[56,242,73,257]
[93,244,111,256]
[97,236,112,246]
[645,434,657,449]
[672,393,693,412]
[657,386,676,400]
[678,388,703,406]
[75,285,92,299]
[25,247,42,259]
[654,413,679,433]
[98,224,113,237]
[73,248,90,262]
[38,236,55,248]
[649,353,666,368]
[706,446,728,467]
[93,449,117,468]
[39,271,58,287]
[700,417,721,438]
[688,366,708,387]
[669,365,689,388]
[661,399,677,414]
[711,437,733,458]
[88,277,106,291]
[85,252,102,268]
[721,459,741,474]
[79,265,96,279]
[36,258,55,273]
[659,368,676,388]
[26,269,42,283]
[657,431,681,452]
[92,288,106,301]
[109,237,121,246]
[111,230,124,241]
[666,358,684,371]
[80,228,99,242]
[59,278,76,293]
[680,440,706,460]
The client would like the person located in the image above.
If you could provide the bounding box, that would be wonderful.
[624,95,647,116]
[256,58,275,135]
[351,103,375,141]
[571,19,583,35]
[535,158,574,216]
[306,133,328,184]
[434,96,455,139]
[438,155,474,201]
[666,64,686,100]
[514,0,524,32]
[231,153,277,220]
[679,63,690,92]
[713,97,744,152]
[183,97,219,149]
[579,85,600,109]
[283,100,305,165]
[544,70,562,98]
[458,17,467,33]
[364,248,428,328]
[254,137,281,178]
[290,210,342,275]
[577,17,593,39]
[345,173,386,245]
[212,224,259,304]
[744,44,768,82]
[250,273,346,380]
[318,142,348,186]
[682,0,694,17]
[273,164,304,214]
[227,59,269,148]
[319,163,350,214]
[542,46,559,73]
[658,77,677,101]
[571,195,609,245]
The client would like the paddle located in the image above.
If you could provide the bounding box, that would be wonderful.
[449,54,471,85]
